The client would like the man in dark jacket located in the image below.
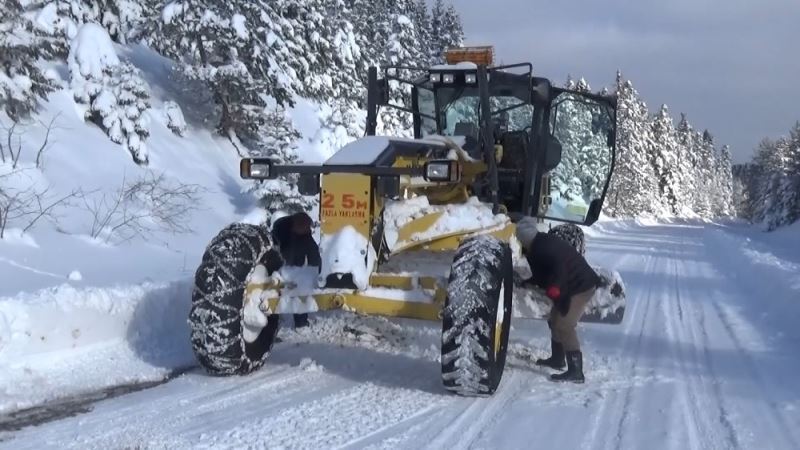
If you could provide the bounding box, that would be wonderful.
[271,213,321,328]
[516,216,601,383]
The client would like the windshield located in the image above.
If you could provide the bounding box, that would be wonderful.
[418,87,533,138]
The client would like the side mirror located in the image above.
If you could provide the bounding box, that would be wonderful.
[544,135,562,172]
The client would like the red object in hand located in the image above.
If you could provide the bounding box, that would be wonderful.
[546,286,561,301]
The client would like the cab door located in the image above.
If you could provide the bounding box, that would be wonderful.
[535,90,617,225]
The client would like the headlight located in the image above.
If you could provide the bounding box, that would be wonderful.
[423,160,460,182]
[465,73,477,84]
[240,158,273,179]
[442,73,455,84]
[429,73,441,83]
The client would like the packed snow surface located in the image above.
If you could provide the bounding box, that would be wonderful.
[3,219,799,449]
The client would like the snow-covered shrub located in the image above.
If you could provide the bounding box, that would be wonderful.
[82,171,202,244]
[0,1,59,120]
[68,23,151,164]
[162,100,186,136]
[0,120,79,239]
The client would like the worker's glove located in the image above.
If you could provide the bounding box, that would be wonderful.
[515,217,540,251]
[545,285,561,301]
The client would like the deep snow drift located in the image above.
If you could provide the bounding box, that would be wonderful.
[0,34,358,416]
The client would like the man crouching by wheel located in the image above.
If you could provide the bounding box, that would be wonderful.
[515,216,601,383]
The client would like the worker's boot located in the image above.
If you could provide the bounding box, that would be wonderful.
[550,351,585,383]
[535,340,566,370]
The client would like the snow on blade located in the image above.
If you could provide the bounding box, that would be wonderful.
[383,196,508,251]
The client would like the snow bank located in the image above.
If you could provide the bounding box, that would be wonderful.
[0,280,194,413]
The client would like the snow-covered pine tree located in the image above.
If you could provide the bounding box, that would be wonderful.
[152,1,295,143]
[786,122,800,224]
[675,114,700,214]
[430,2,463,63]
[428,0,445,63]
[246,105,313,218]
[377,0,425,136]
[764,136,797,230]
[29,1,158,46]
[691,130,716,218]
[0,0,59,120]
[69,23,150,164]
[412,0,433,65]
[606,73,661,217]
[714,144,734,216]
[732,163,755,219]
[751,137,784,226]
[649,105,683,216]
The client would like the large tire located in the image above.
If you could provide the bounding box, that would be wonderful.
[189,223,281,375]
[441,235,513,396]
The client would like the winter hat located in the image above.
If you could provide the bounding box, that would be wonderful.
[515,216,541,250]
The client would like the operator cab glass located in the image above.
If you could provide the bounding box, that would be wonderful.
[418,88,534,137]
[369,60,616,226]
[542,92,615,224]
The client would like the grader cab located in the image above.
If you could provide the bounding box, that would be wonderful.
[189,46,625,396]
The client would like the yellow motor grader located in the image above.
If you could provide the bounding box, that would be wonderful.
[189,46,625,396]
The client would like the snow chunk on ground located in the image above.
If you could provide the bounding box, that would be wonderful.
[162,100,187,136]
[298,357,324,372]
[68,270,83,281]
[68,23,120,80]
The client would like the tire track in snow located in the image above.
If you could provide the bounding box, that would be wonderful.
[608,255,664,450]
[352,369,526,450]
[660,261,702,450]
[582,252,658,450]
[669,257,735,450]
[423,370,525,449]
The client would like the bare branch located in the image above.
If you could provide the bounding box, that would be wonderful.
[21,189,81,233]
[35,113,61,169]
[81,171,203,243]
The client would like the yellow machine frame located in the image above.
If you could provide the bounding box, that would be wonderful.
[244,144,515,323]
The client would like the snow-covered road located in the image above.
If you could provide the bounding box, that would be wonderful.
[2,221,799,449]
